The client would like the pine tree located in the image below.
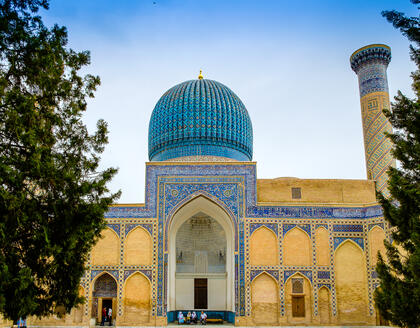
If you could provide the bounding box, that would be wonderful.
[0,0,120,323]
[374,2,420,327]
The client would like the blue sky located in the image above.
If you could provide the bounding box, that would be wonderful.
[42,0,418,203]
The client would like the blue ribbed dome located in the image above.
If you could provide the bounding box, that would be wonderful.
[148,79,253,161]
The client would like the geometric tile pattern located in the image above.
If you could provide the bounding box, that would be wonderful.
[359,93,395,197]
[250,269,279,282]
[350,44,395,197]
[249,223,278,236]
[333,237,364,250]
[284,270,312,283]
[317,271,330,279]
[283,224,311,237]
[333,224,363,232]
[91,269,119,282]
[350,44,391,96]
[368,222,384,231]
[107,223,120,236]
[148,79,253,161]
[125,223,153,236]
[123,269,153,282]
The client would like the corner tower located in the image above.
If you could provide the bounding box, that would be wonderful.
[350,44,396,197]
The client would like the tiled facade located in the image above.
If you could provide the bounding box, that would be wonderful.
[74,162,389,325]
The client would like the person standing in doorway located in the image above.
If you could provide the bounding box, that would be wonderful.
[108,307,112,325]
[101,307,106,326]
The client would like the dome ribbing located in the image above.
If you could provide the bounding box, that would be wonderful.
[148,79,253,161]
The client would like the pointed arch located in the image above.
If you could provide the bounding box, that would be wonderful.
[251,272,279,325]
[123,270,152,285]
[91,270,118,286]
[334,240,368,323]
[284,225,311,238]
[122,272,151,324]
[166,192,237,250]
[124,226,152,265]
[91,228,119,266]
[91,270,118,287]
[92,272,118,298]
[283,227,311,266]
[168,195,235,312]
[251,270,279,283]
[315,227,330,266]
[334,238,364,254]
[318,285,330,292]
[368,226,386,266]
[284,271,312,287]
[250,226,278,265]
[318,286,331,324]
[284,272,312,322]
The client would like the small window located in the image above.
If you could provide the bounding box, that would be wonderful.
[291,187,301,199]
[292,295,305,317]
[292,278,304,293]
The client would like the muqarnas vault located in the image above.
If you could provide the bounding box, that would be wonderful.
[10,44,396,327]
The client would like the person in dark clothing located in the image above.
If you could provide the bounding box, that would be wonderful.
[101,307,106,326]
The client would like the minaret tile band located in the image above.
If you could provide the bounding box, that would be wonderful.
[351,44,395,197]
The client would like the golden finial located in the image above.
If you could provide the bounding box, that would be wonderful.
[198,70,204,80]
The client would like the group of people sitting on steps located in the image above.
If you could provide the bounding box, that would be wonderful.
[178,311,207,325]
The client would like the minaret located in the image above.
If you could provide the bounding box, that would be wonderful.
[350,44,396,197]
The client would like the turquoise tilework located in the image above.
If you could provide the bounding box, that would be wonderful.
[148,79,253,161]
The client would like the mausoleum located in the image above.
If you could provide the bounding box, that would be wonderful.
[7,44,395,327]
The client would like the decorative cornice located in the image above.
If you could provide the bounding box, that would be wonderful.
[350,44,391,73]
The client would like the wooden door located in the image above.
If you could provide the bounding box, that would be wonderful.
[194,278,207,309]
[292,296,305,317]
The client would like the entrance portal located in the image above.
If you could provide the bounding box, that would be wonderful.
[168,196,235,315]
[92,273,117,325]
[175,213,227,310]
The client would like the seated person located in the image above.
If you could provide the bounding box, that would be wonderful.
[191,311,197,324]
[200,311,207,325]
[17,318,27,328]
[178,311,185,324]
[186,312,191,324]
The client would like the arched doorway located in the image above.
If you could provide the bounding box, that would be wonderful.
[168,196,235,316]
[92,273,117,325]
[175,213,226,309]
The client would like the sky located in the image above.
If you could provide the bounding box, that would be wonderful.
[42,0,418,204]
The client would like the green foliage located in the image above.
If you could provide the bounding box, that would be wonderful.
[374,1,420,327]
[0,0,120,322]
